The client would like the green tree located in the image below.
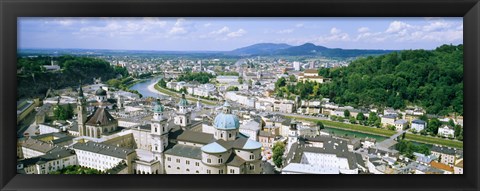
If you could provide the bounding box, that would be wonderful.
[289,75,296,82]
[349,117,356,124]
[238,76,244,84]
[226,86,239,91]
[343,110,351,118]
[53,104,73,120]
[272,142,286,168]
[275,77,287,90]
[454,125,462,139]
[157,78,167,88]
[427,118,441,135]
[316,121,325,130]
[356,112,365,121]
[368,112,379,126]
[106,79,121,88]
[448,119,455,127]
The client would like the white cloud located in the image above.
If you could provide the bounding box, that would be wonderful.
[277,29,294,34]
[80,22,122,32]
[227,29,246,37]
[58,20,73,26]
[204,23,212,27]
[210,26,230,35]
[423,21,452,32]
[357,27,370,33]
[168,18,189,35]
[386,21,412,33]
[330,27,341,34]
[295,23,304,28]
[142,18,166,28]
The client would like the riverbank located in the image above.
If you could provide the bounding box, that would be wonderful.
[146,80,169,97]
[151,83,219,106]
[289,116,463,149]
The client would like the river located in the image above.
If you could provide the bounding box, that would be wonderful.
[324,127,388,141]
[129,77,166,98]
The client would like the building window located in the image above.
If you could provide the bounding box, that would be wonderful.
[249,155,255,160]
[207,159,211,163]
[186,160,190,165]
[219,169,223,174]
[155,128,157,133]
[195,162,199,166]
[186,169,190,172]
[167,157,171,161]
[250,164,255,170]
[218,158,223,163]
[177,167,180,170]
[176,159,180,163]
[230,169,235,174]
[207,169,211,174]
[168,165,171,168]
[229,133,232,138]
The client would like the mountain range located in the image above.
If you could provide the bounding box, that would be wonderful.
[19,43,396,58]
[229,43,396,57]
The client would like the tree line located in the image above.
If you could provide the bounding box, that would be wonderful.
[17,55,128,100]
[275,44,463,116]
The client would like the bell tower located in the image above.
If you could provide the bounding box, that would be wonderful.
[174,93,191,127]
[77,83,87,136]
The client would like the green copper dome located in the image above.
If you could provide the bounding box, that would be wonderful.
[95,87,107,96]
[178,93,188,106]
[153,99,164,113]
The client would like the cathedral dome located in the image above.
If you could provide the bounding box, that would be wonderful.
[213,113,240,130]
[153,99,164,113]
[178,93,188,106]
[95,87,107,96]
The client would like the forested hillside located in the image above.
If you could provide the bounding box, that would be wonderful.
[276,44,463,116]
[17,55,128,99]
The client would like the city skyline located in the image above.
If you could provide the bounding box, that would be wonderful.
[18,17,463,51]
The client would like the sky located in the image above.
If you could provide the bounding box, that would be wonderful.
[18,17,463,51]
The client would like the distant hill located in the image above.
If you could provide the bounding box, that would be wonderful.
[229,43,395,58]
[20,43,396,59]
[229,43,292,55]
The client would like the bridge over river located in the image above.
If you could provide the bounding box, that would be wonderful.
[374,130,406,150]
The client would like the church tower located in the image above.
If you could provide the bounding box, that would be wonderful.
[174,93,191,127]
[77,84,87,136]
[286,119,298,153]
[150,98,168,173]
[117,95,124,110]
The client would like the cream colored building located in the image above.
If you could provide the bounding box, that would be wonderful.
[17,148,77,174]
[164,102,263,174]
[73,142,136,173]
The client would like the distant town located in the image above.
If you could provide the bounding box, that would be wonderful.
[16,42,464,175]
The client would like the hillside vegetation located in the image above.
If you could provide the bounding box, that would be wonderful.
[276,44,463,116]
[17,55,128,99]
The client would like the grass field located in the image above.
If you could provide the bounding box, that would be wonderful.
[404,133,463,149]
[289,116,396,137]
[289,116,463,149]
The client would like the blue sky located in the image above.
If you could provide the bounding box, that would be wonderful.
[18,17,463,51]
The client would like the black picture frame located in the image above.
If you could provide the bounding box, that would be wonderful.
[1,0,479,191]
